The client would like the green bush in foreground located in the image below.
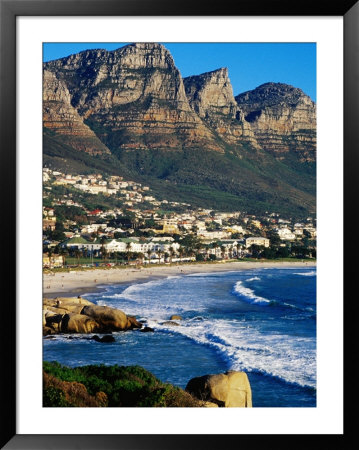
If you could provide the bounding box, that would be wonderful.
[43,385,70,407]
[43,361,201,407]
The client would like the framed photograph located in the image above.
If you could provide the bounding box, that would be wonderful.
[1,0,356,448]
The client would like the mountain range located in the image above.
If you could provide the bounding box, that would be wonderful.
[43,42,316,217]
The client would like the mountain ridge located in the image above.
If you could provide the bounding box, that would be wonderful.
[43,43,316,217]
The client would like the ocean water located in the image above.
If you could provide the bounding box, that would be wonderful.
[43,266,316,407]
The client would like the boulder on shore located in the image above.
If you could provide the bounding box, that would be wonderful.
[127,315,143,330]
[199,401,219,408]
[44,312,64,333]
[44,297,94,308]
[61,313,99,334]
[170,315,183,321]
[43,297,142,334]
[185,371,252,407]
[43,297,94,315]
[140,326,154,333]
[81,305,142,332]
[43,326,56,336]
[162,321,180,327]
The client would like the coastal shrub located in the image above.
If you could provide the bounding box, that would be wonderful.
[43,361,88,385]
[43,361,202,407]
[163,386,202,407]
[138,385,171,407]
[43,386,69,407]
[82,375,112,397]
[95,391,108,407]
[43,370,109,407]
[110,379,145,406]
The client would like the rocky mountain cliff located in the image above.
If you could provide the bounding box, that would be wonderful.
[43,70,111,155]
[44,43,221,154]
[235,82,316,162]
[43,43,316,216]
[183,68,257,147]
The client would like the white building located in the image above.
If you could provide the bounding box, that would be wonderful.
[276,227,296,241]
[43,171,50,182]
[245,237,270,248]
[104,238,180,256]
[197,230,231,240]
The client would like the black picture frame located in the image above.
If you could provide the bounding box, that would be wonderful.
[1,0,356,448]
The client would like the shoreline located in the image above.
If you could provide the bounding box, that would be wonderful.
[43,260,316,298]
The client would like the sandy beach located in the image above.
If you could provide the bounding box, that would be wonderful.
[43,260,316,297]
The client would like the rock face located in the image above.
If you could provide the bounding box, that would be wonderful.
[235,82,316,162]
[61,313,99,334]
[183,68,257,146]
[44,43,221,154]
[186,370,252,407]
[43,70,111,155]
[43,297,142,335]
[81,305,130,331]
[44,44,315,160]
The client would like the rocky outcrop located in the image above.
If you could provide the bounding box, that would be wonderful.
[43,297,142,335]
[44,43,222,154]
[161,321,180,327]
[170,315,182,320]
[81,304,142,331]
[61,313,99,334]
[235,82,316,161]
[44,47,315,161]
[200,401,219,407]
[184,68,236,116]
[140,326,154,333]
[43,70,111,155]
[186,370,252,407]
[184,68,257,146]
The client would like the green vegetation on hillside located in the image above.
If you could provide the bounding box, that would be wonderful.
[43,361,201,407]
[43,124,315,218]
[115,146,315,216]
[43,129,130,177]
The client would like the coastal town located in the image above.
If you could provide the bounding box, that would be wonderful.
[43,168,316,269]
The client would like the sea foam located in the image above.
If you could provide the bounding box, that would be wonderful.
[232,281,271,305]
[154,317,316,388]
[246,276,261,282]
[293,271,316,277]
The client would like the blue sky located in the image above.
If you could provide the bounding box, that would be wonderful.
[43,42,316,101]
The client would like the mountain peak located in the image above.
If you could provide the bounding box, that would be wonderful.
[183,67,236,118]
[235,82,316,161]
[236,82,313,107]
[201,67,228,77]
[113,42,176,71]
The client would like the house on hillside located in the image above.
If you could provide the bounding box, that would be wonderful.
[276,227,296,241]
[245,237,270,248]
